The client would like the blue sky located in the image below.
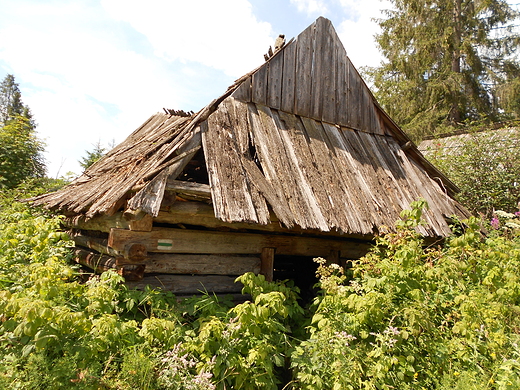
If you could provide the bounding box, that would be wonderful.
[0,0,409,176]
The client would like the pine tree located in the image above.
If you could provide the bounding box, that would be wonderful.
[79,141,106,171]
[367,0,520,140]
[0,74,27,124]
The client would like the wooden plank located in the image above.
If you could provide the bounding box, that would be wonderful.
[202,99,259,223]
[232,76,252,102]
[252,104,319,230]
[280,40,297,113]
[126,275,243,294]
[231,99,271,225]
[165,180,211,198]
[310,17,328,121]
[108,227,371,259]
[336,40,349,127]
[252,64,268,105]
[260,247,275,282]
[347,59,361,130]
[294,21,315,117]
[241,158,294,228]
[117,253,260,275]
[267,51,283,109]
[126,126,202,217]
[73,233,120,257]
[271,110,330,231]
[320,21,337,124]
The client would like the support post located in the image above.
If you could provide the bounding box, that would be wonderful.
[260,247,276,282]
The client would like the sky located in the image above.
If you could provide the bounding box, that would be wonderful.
[1,0,394,177]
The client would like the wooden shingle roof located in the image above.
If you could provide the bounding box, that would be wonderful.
[31,17,471,238]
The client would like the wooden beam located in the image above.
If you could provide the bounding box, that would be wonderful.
[108,227,371,259]
[260,247,275,282]
[65,213,130,232]
[73,233,120,257]
[166,180,211,199]
[74,249,117,273]
[115,253,260,275]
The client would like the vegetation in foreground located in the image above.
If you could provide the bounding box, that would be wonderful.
[1,188,520,389]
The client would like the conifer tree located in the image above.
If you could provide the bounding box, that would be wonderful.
[367,0,520,140]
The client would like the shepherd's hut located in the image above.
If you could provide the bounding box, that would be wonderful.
[31,17,471,295]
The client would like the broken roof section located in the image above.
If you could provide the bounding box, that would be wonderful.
[31,17,470,238]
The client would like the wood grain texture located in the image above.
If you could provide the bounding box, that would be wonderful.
[108,227,371,259]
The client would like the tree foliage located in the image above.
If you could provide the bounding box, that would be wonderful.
[79,141,107,171]
[0,74,45,188]
[0,115,46,188]
[425,128,520,216]
[367,0,520,141]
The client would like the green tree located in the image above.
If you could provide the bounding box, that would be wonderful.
[0,115,46,188]
[79,141,106,171]
[0,74,27,124]
[425,128,520,216]
[0,75,45,188]
[367,0,520,141]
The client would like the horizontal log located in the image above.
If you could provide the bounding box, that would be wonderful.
[166,180,211,199]
[65,213,130,233]
[74,248,117,273]
[125,274,243,294]
[116,253,260,275]
[108,227,371,258]
[73,233,120,257]
[156,201,373,241]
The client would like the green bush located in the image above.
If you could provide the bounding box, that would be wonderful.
[1,188,520,389]
[426,129,520,217]
[291,201,520,390]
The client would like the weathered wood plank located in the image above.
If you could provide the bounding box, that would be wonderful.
[271,110,330,231]
[335,38,349,127]
[255,105,314,229]
[108,227,371,259]
[126,126,202,217]
[119,253,261,275]
[232,76,252,102]
[267,51,283,109]
[347,59,361,130]
[295,20,315,117]
[125,275,243,294]
[310,18,327,120]
[203,99,259,223]
[320,21,337,124]
[280,40,297,113]
[231,99,271,224]
[260,247,275,282]
[166,180,211,198]
[252,63,268,105]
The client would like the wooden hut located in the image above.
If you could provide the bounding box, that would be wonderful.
[30,17,471,295]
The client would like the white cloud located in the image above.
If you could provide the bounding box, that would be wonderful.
[1,0,266,176]
[336,0,392,70]
[101,0,274,77]
[290,0,329,16]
